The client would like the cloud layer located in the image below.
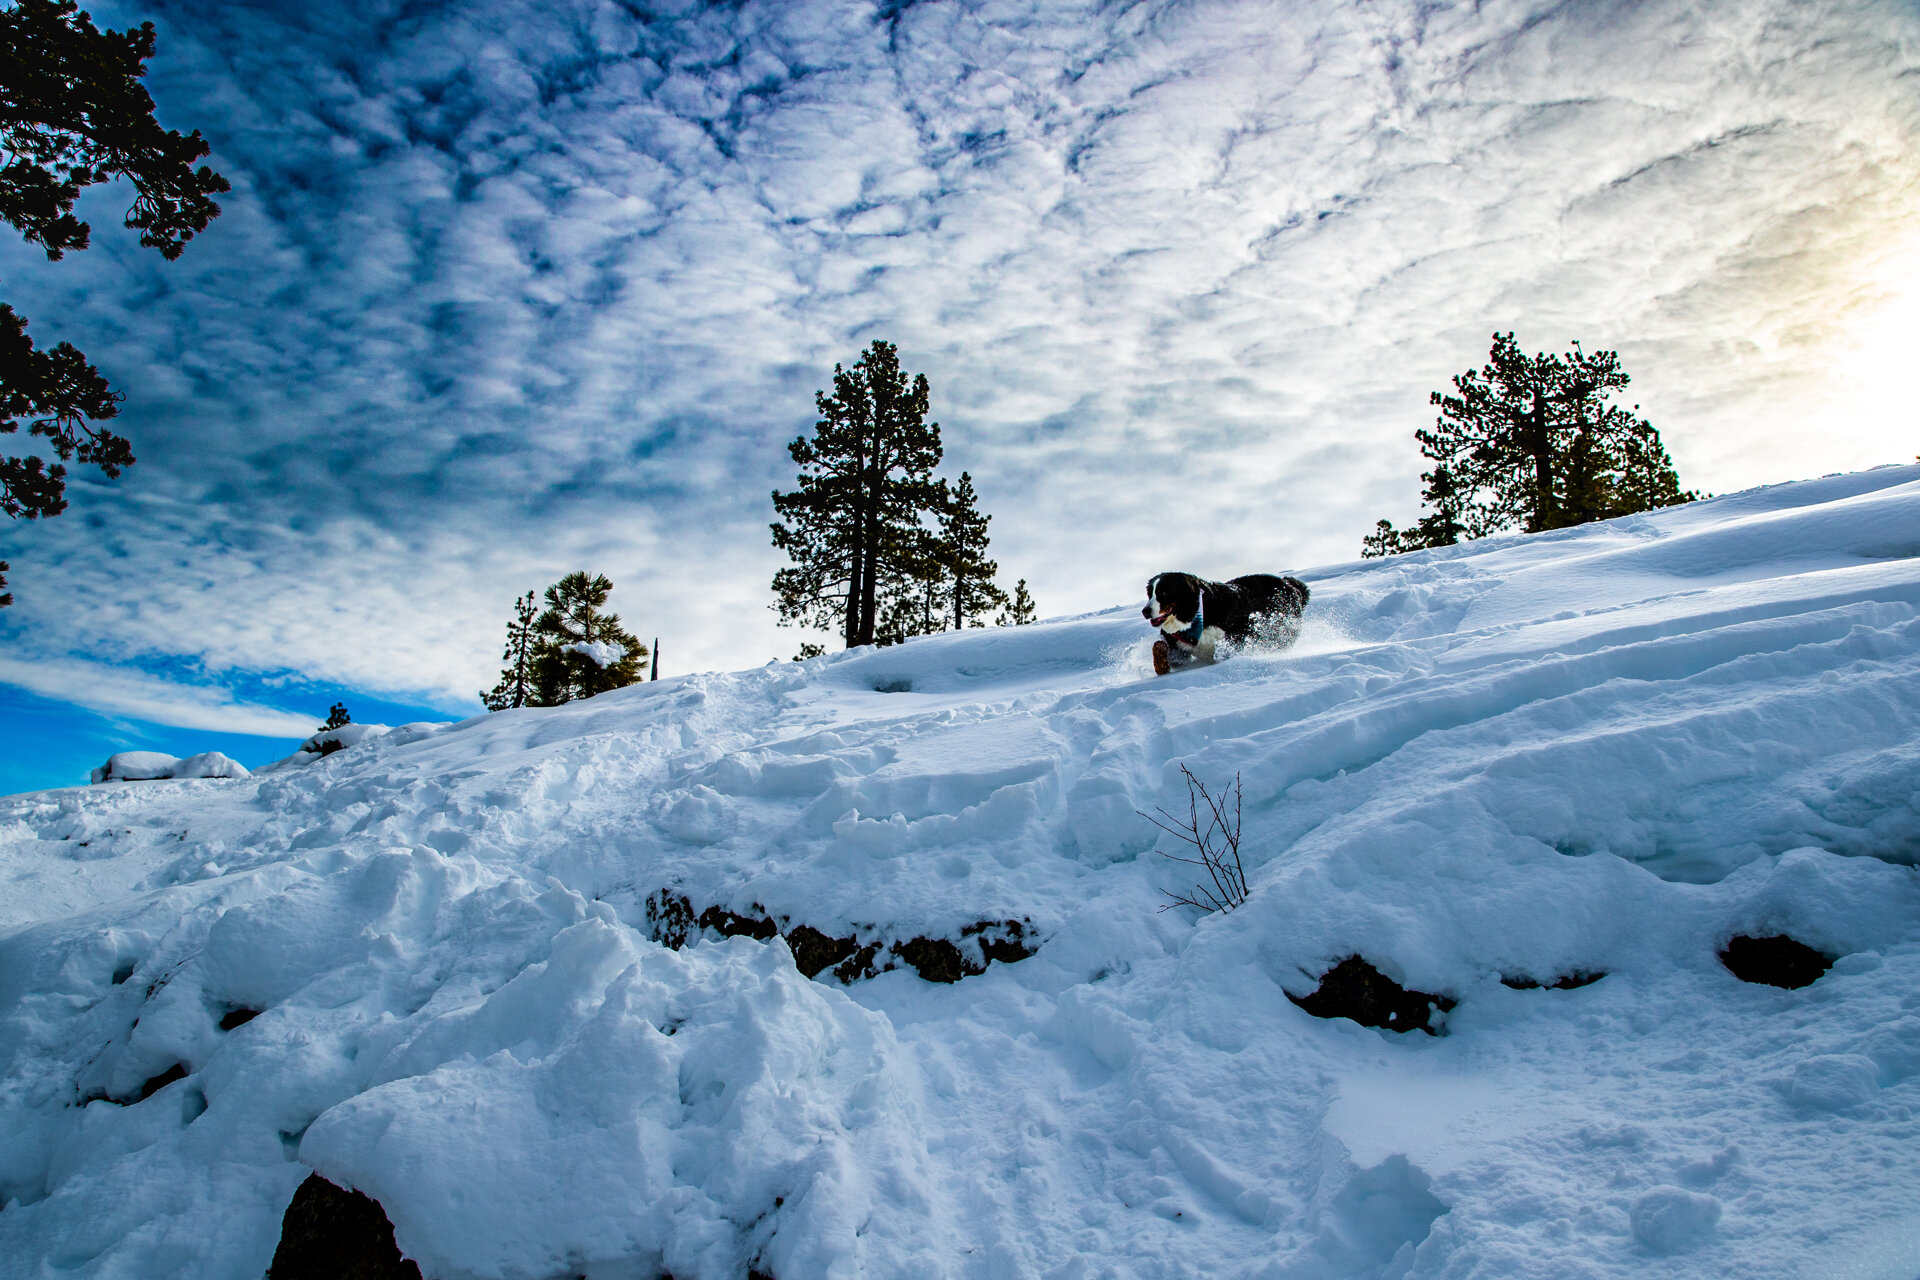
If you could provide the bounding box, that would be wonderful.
[3,0,1918,721]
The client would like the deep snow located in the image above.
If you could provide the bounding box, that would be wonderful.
[5,467,1920,1279]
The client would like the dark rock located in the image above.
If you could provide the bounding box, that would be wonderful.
[268,1172,422,1280]
[1501,971,1605,991]
[892,936,983,984]
[316,739,346,758]
[644,891,1040,985]
[962,918,1035,965]
[697,905,778,941]
[218,1007,262,1031]
[135,1063,189,1102]
[1289,957,1455,1035]
[786,925,859,979]
[833,942,883,984]
[1720,934,1836,989]
[645,891,695,949]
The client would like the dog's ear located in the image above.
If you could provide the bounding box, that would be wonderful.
[1145,573,1159,600]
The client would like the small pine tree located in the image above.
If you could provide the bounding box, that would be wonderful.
[940,471,1007,628]
[528,572,646,705]
[1360,464,1471,558]
[999,579,1037,625]
[319,702,350,732]
[481,590,538,710]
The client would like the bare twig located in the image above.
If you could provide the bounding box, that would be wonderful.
[1142,766,1249,913]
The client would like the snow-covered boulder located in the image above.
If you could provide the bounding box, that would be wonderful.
[298,722,388,756]
[90,751,180,783]
[90,750,250,784]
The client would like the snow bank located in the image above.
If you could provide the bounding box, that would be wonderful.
[90,751,250,784]
[7,467,1920,1279]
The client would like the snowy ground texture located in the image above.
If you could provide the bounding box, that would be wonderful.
[6,467,1920,1280]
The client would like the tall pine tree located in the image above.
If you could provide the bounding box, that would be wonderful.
[771,340,946,648]
[527,572,645,705]
[481,590,537,710]
[1364,333,1693,557]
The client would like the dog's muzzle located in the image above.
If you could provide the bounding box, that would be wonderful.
[1144,607,1173,627]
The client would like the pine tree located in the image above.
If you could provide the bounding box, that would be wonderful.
[939,471,1007,628]
[1364,333,1693,556]
[0,1,228,606]
[1360,464,1472,558]
[999,579,1037,625]
[527,572,645,705]
[318,702,350,732]
[481,590,538,710]
[771,340,946,648]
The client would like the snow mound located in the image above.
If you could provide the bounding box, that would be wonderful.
[90,750,251,784]
[6,467,1920,1279]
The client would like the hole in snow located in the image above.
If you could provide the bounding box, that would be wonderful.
[135,1064,190,1103]
[871,676,913,693]
[1313,1155,1449,1273]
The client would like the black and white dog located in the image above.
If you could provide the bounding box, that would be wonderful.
[1143,572,1310,674]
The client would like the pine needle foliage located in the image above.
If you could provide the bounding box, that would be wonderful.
[481,590,538,710]
[528,572,645,705]
[940,471,1007,629]
[1364,333,1694,557]
[0,0,228,606]
[771,340,945,648]
[999,579,1037,626]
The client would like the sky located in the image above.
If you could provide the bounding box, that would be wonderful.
[3,0,1919,794]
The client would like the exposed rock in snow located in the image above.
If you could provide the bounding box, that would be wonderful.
[268,1174,421,1280]
[1718,933,1836,988]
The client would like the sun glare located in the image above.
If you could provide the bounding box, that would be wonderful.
[1833,244,1920,454]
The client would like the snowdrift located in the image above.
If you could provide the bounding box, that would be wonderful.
[5,467,1920,1279]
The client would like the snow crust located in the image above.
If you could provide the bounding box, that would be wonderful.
[6,468,1920,1278]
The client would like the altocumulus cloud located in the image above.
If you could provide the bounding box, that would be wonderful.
[1,0,1918,730]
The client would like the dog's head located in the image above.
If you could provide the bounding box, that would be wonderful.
[1143,572,1202,631]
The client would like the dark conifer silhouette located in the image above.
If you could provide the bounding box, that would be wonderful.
[1364,333,1693,557]
[481,591,538,710]
[528,572,644,705]
[771,340,946,648]
[939,472,1007,629]
[999,579,1037,625]
[0,1,229,605]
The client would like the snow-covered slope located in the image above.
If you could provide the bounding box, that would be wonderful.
[5,467,1920,1280]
